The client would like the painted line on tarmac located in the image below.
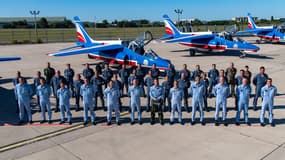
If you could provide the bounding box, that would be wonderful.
[0,111,129,153]
[3,123,71,127]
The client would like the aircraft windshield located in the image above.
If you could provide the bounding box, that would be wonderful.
[144,49,159,59]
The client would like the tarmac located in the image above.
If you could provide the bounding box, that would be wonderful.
[0,39,285,160]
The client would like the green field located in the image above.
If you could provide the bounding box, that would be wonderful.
[0,25,249,44]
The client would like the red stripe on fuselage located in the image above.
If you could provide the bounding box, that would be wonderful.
[179,42,227,50]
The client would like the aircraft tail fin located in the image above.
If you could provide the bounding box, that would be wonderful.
[162,15,181,38]
[73,16,97,46]
[247,13,257,29]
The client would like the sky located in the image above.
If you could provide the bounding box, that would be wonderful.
[0,0,285,22]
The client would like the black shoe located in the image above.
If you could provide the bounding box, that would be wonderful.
[150,121,155,125]
[59,121,65,124]
[83,121,88,125]
[201,121,206,126]
[170,121,174,125]
[235,122,240,126]
[75,108,80,112]
[29,121,33,124]
[224,122,228,127]
[206,108,210,112]
[215,121,219,126]
[48,120,52,124]
[18,120,24,125]
[131,121,135,125]
[247,122,251,126]
[92,121,97,125]
[54,108,59,113]
[38,110,41,113]
[117,122,121,126]
[107,122,111,126]
[104,108,107,111]
[139,121,143,125]
[160,121,164,125]
[271,123,275,127]
[191,121,196,125]
[180,121,184,125]
[40,120,46,124]
[69,121,72,125]
[253,107,257,111]
[260,123,265,127]
[146,109,150,112]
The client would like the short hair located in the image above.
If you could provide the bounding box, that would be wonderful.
[245,65,249,68]
[260,66,265,70]
[267,78,272,82]
[240,69,245,72]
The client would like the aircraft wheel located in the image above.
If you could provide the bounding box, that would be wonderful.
[240,52,246,58]
[189,49,196,56]
[256,40,261,44]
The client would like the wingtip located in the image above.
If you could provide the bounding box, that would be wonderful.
[162,14,170,19]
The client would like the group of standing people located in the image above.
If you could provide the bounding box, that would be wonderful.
[12,61,277,126]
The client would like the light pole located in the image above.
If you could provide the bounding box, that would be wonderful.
[30,10,40,42]
[174,9,183,27]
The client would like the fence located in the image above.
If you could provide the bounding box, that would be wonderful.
[0,25,249,45]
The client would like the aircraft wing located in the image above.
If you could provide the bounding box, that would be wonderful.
[162,34,215,43]
[48,44,124,57]
[0,57,21,62]
[236,28,273,36]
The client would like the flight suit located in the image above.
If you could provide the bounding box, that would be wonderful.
[33,76,42,108]
[191,69,203,80]
[190,82,206,123]
[43,67,55,85]
[57,88,72,123]
[166,66,176,84]
[128,85,144,122]
[73,79,83,110]
[150,68,160,79]
[118,68,130,94]
[208,69,219,95]
[235,75,244,109]
[236,84,251,123]
[201,77,209,111]
[104,87,121,123]
[82,68,94,81]
[64,68,75,96]
[150,85,164,123]
[162,80,172,111]
[90,76,105,110]
[102,69,113,88]
[80,84,96,123]
[177,78,190,112]
[136,68,146,95]
[253,73,268,109]
[13,77,21,113]
[244,71,252,84]
[169,87,184,123]
[113,79,123,110]
[144,76,153,111]
[260,85,277,124]
[16,83,33,122]
[36,84,52,121]
[51,75,66,110]
[179,69,191,81]
[214,83,230,121]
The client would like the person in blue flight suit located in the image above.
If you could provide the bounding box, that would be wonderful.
[260,78,277,127]
[128,69,137,87]
[144,70,154,112]
[104,80,121,125]
[253,66,268,111]
[235,78,252,126]
[191,65,203,80]
[190,75,206,126]
[118,64,130,95]
[57,81,72,125]
[82,63,94,81]
[102,64,114,88]
[179,64,191,81]
[90,72,105,111]
[216,69,228,85]
[169,80,184,125]
[166,63,176,85]
[208,64,219,97]
[36,78,52,124]
[235,69,245,110]
[33,71,43,112]
[162,76,172,112]
[51,70,66,113]
[16,77,33,125]
[13,71,23,113]
[73,74,83,112]
[128,78,144,125]
[150,63,160,79]
[64,64,75,97]
[80,78,96,126]
[214,76,230,126]
[178,73,190,112]
[201,72,210,112]
[150,78,164,125]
